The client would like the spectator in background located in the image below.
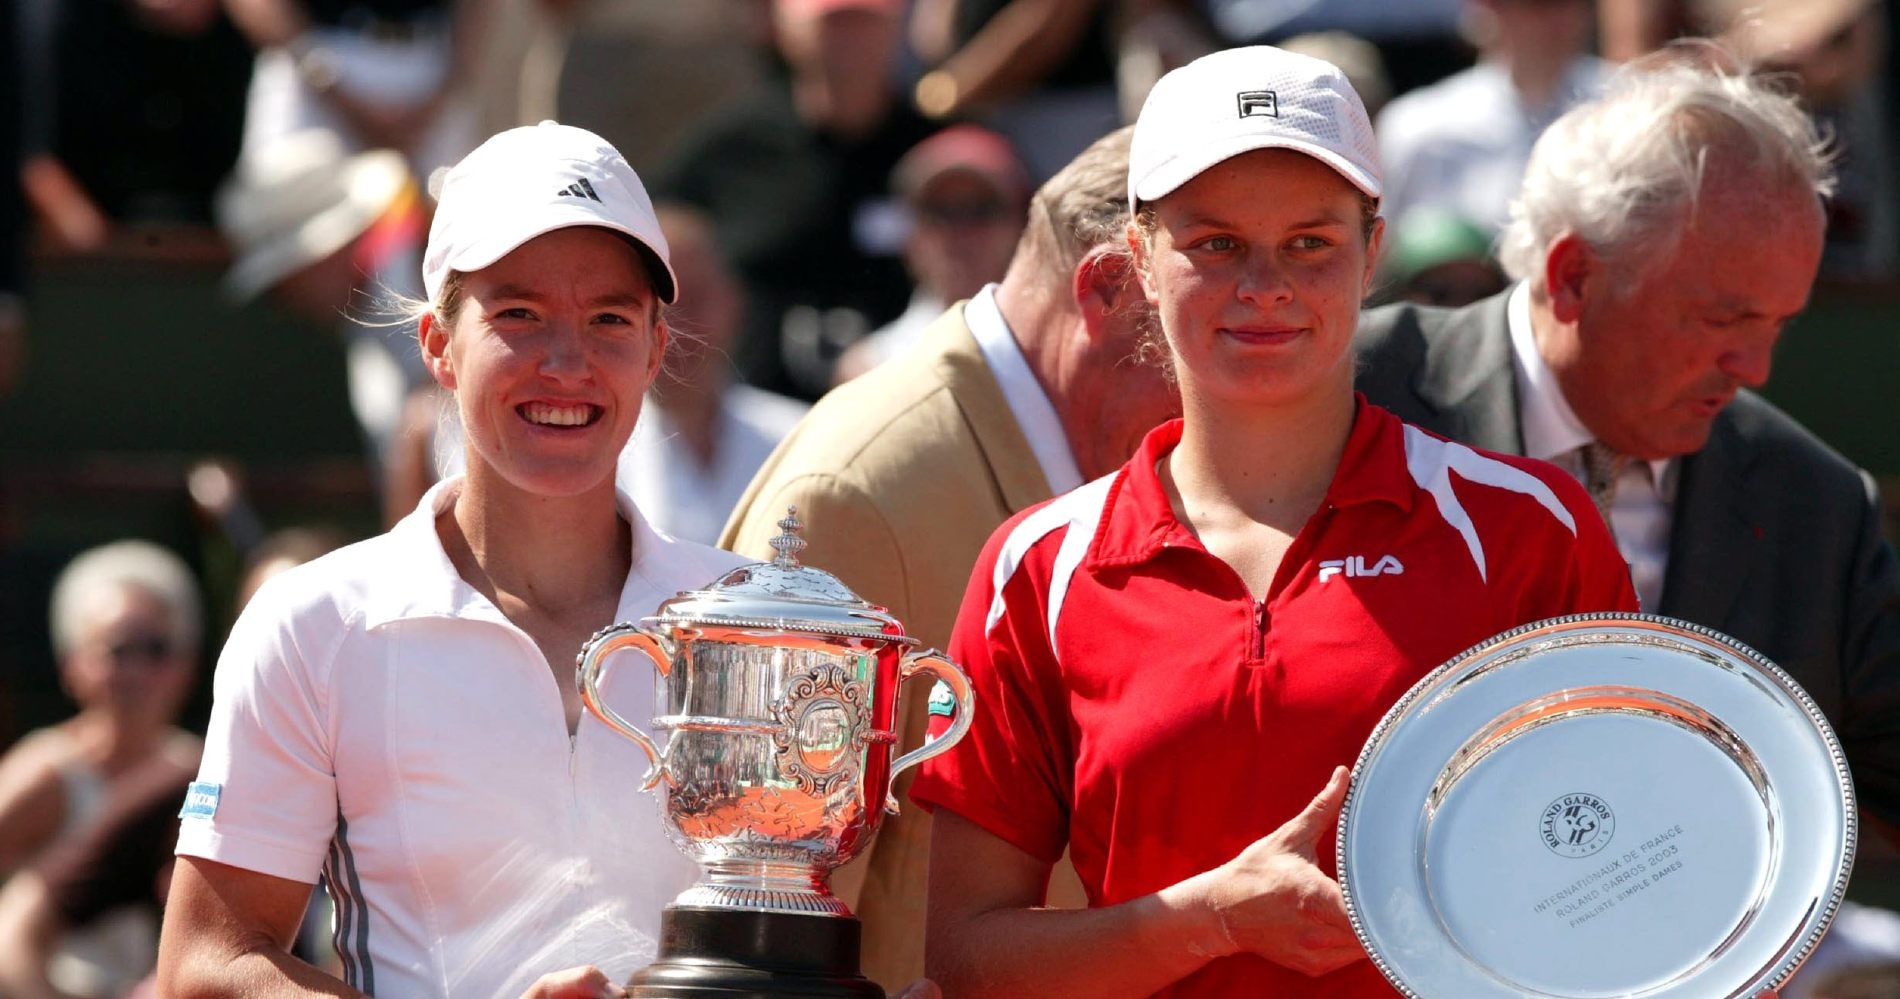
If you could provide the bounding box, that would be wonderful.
[237,528,354,607]
[656,0,935,398]
[216,130,432,477]
[18,0,251,245]
[1596,0,1900,280]
[0,759,191,999]
[1598,0,1693,61]
[0,530,349,999]
[908,0,1121,181]
[1194,0,1470,95]
[1,0,26,397]
[0,542,203,996]
[619,204,809,546]
[1709,0,1897,279]
[1278,31,1393,117]
[0,542,202,877]
[1377,205,1506,307]
[834,125,1031,382]
[222,0,494,180]
[1378,0,1606,236]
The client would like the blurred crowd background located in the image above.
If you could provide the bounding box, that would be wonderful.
[0,0,1898,996]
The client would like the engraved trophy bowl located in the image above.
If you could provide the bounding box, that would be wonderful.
[1338,614,1856,999]
[575,508,975,923]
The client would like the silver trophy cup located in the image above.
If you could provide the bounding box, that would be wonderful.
[575,509,975,920]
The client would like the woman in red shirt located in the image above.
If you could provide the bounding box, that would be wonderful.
[914,45,1638,998]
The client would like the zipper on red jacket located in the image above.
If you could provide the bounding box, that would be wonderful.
[1252,598,1269,661]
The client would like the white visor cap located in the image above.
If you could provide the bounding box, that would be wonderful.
[423,121,678,306]
[1128,45,1382,208]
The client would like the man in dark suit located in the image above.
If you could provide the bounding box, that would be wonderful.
[1357,49,1900,826]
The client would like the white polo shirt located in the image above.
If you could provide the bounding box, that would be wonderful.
[177,478,748,998]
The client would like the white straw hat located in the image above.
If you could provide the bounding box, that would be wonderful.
[217,131,410,300]
[1128,45,1382,208]
[424,121,677,305]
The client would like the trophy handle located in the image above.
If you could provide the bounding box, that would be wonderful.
[576,623,673,791]
[884,648,975,815]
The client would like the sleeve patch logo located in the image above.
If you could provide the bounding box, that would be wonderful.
[927,680,957,718]
[179,781,222,821]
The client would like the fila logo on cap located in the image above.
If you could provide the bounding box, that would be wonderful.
[556,177,602,202]
[1318,555,1404,583]
[1236,90,1279,119]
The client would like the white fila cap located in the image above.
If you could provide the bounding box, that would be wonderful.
[1128,45,1382,208]
[423,121,678,305]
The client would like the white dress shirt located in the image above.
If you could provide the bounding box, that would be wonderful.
[1506,282,1676,609]
[965,284,1085,495]
[621,384,809,546]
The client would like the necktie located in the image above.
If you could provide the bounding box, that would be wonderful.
[1578,442,1625,541]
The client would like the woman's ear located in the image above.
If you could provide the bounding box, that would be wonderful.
[418,312,457,391]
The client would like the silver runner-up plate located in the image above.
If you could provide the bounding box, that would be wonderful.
[1338,614,1856,998]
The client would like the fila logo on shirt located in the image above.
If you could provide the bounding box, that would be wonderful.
[557,177,602,202]
[1318,555,1405,583]
[1236,90,1279,118]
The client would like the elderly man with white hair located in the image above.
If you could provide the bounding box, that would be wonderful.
[1355,44,1900,829]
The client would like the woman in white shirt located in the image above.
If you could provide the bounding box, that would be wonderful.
[157,123,800,998]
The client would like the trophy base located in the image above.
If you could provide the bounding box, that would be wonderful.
[625,906,886,998]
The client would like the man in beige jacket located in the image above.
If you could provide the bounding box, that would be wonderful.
[720,125,1179,991]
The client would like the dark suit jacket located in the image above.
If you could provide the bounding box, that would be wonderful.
[1355,290,1900,824]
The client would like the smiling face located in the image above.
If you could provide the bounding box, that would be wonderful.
[1132,148,1382,413]
[1543,171,1824,460]
[422,226,667,498]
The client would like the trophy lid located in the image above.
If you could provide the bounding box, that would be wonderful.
[647,508,916,644]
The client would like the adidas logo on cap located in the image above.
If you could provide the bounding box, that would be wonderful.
[556,177,601,202]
